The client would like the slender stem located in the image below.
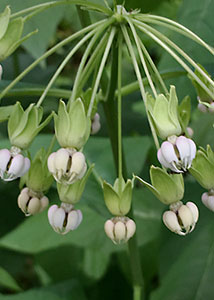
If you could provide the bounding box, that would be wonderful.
[137,38,168,94]
[0,20,105,101]
[121,24,160,150]
[70,18,114,102]
[135,14,214,55]
[11,0,112,19]
[116,70,185,97]
[117,33,123,193]
[126,17,157,98]
[76,32,109,95]
[87,27,116,117]
[36,26,101,107]
[133,20,214,99]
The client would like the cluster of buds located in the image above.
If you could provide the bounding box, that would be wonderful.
[0,146,30,181]
[163,201,199,235]
[18,187,49,216]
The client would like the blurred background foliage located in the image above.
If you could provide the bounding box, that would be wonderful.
[0,0,214,299]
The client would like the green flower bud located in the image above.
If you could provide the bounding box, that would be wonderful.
[135,166,184,205]
[103,177,133,216]
[190,145,214,190]
[54,98,91,149]
[57,164,93,204]
[0,7,37,62]
[147,85,182,139]
[24,148,53,193]
[8,102,53,149]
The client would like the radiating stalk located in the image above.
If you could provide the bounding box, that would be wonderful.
[126,17,158,98]
[121,24,160,150]
[70,18,114,103]
[0,20,106,101]
[87,27,116,117]
[133,19,214,99]
[136,14,214,55]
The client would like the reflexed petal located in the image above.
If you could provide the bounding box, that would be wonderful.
[47,152,56,173]
[40,196,49,211]
[69,152,86,175]
[8,154,25,177]
[114,221,126,242]
[188,138,196,162]
[17,190,29,212]
[178,205,193,228]
[186,202,199,223]
[126,219,136,240]
[0,149,11,172]
[19,157,30,177]
[48,205,58,226]
[104,220,115,240]
[52,207,65,230]
[160,141,178,164]
[207,196,214,211]
[201,192,209,206]
[176,136,190,161]
[27,197,40,215]
[55,148,69,173]
[162,211,181,233]
[66,210,81,230]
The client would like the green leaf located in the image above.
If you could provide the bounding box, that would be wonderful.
[0,266,22,292]
[0,279,87,300]
[83,248,110,280]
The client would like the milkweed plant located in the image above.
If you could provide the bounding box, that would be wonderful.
[0,0,214,299]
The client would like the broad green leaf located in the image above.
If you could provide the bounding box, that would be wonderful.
[0,279,87,300]
[0,6,10,40]
[0,266,22,292]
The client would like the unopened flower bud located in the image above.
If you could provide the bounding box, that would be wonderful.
[201,191,214,212]
[91,113,101,135]
[0,146,30,181]
[208,102,214,113]
[48,202,82,235]
[158,135,196,173]
[47,148,87,184]
[163,201,199,235]
[186,127,194,138]
[104,216,136,244]
[17,187,49,216]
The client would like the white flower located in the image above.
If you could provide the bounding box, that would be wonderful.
[48,202,82,235]
[157,135,196,173]
[104,216,136,244]
[91,113,101,135]
[17,187,49,216]
[47,148,87,184]
[163,201,199,235]
[0,147,30,181]
[201,191,214,212]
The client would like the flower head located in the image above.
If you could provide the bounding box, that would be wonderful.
[48,203,82,235]
[47,148,87,184]
[163,201,199,235]
[158,135,196,173]
[104,216,136,244]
